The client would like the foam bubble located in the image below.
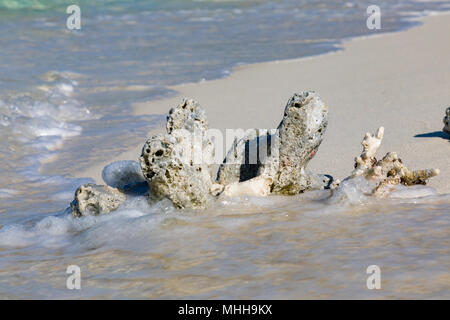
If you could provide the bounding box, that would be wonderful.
[328,176,376,205]
[56,83,74,96]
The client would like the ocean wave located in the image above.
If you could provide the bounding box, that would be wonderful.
[0,74,93,150]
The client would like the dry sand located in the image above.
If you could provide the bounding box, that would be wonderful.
[80,14,450,193]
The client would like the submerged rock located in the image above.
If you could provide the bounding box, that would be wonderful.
[102,160,146,190]
[444,107,450,134]
[217,91,329,195]
[140,99,215,208]
[338,127,440,197]
[71,184,126,217]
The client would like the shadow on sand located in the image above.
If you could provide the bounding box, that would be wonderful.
[415,131,450,141]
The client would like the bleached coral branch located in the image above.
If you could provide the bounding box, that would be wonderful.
[343,127,439,197]
[352,127,384,177]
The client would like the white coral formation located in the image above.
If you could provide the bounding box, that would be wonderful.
[340,127,439,197]
[140,99,215,209]
[352,127,384,177]
[444,107,450,134]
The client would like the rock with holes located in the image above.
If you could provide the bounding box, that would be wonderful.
[140,99,215,208]
[217,91,329,195]
[271,92,329,194]
[444,106,450,134]
[166,99,208,134]
[70,184,126,217]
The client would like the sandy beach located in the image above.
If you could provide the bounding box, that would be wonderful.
[80,13,450,194]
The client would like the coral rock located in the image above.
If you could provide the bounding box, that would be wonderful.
[217,91,329,194]
[167,98,208,134]
[140,99,215,208]
[272,92,329,194]
[71,184,126,217]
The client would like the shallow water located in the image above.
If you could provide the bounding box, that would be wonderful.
[0,187,449,299]
[1,0,450,299]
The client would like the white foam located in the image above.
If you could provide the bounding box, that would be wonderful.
[31,136,63,151]
[50,191,76,202]
[0,198,174,250]
[0,76,98,201]
[24,117,82,139]
[328,176,376,205]
[0,189,18,199]
[56,83,74,96]
[0,84,90,151]
[388,185,438,199]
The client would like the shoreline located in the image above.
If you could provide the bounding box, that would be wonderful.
[77,14,450,194]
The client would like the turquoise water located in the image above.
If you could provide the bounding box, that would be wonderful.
[0,0,449,299]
